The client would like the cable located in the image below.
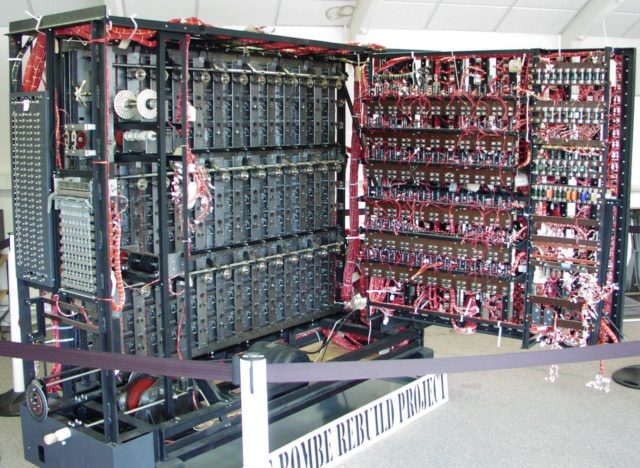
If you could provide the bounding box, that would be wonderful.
[305,310,357,362]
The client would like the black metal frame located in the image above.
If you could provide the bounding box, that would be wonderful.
[7,7,396,466]
[589,48,614,345]
[609,48,636,334]
[89,18,121,443]
[522,49,542,348]
[157,328,426,463]
[9,6,366,58]
[156,30,176,421]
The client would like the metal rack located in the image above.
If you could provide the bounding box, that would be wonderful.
[524,48,635,346]
[10,7,420,465]
[357,48,634,348]
[359,50,534,344]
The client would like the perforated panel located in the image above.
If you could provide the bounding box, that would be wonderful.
[10,92,56,287]
[57,181,96,295]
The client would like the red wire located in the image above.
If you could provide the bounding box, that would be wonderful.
[342,69,364,302]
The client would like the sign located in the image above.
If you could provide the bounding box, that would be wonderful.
[269,373,448,468]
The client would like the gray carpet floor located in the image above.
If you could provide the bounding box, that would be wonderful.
[1,319,639,467]
[0,355,29,467]
[335,321,640,468]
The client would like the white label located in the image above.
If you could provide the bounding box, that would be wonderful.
[508,58,523,73]
[109,179,118,196]
[268,373,448,468]
[187,104,197,122]
[610,59,617,85]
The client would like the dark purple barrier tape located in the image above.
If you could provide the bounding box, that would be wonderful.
[0,340,232,381]
[1,339,639,384]
[266,340,640,383]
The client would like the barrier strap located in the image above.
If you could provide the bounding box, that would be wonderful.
[0,340,232,381]
[1,339,639,384]
[267,341,640,382]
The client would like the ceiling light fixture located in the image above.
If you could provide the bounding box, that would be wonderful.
[326,5,355,21]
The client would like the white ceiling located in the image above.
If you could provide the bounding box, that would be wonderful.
[1,0,640,39]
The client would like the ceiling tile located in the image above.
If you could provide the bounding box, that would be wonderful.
[278,0,355,26]
[2,1,33,27]
[31,0,104,18]
[587,12,640,36]
[498,7,576,34]
[125,0,196,22]
[198,0,280,26]
[617,1,640,14]
[372,2,436,29]
[624,18,640,37]
[429,5,508,31]
[516,0,587,9]
[441,0,513,5]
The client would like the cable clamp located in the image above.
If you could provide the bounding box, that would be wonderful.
[127,13,139,42]
[24,11,42,33]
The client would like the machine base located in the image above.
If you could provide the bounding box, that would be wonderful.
[21,406,155,468]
